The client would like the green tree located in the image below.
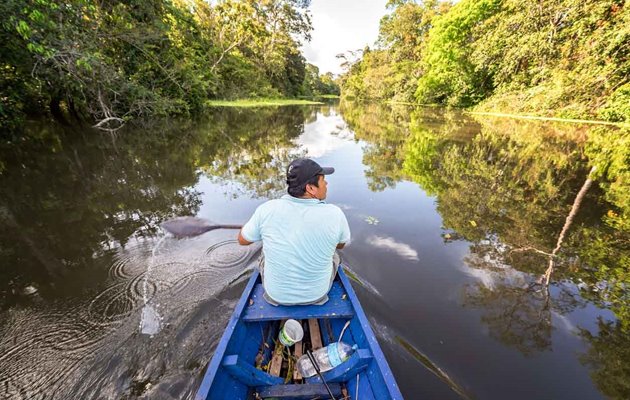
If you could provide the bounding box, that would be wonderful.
[340,1,450,103]
[341,0,629,121]
[415,0,500,106]
[473,0,630,121]
[0,0,316,136]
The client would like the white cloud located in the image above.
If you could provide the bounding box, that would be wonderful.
[461,252,527,290]
[302,0,388,75]
[293,111,353,157]
[366,235,419,261]
[553,311,577,333]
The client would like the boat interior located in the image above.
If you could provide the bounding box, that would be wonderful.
[199,270,397,400]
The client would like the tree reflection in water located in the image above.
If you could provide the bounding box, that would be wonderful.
[1,102,626,398]
[580,319,630,400]
[0,106,311,309]
[201,106,319,198]
[462,241,587,355]
[339,101,629,396]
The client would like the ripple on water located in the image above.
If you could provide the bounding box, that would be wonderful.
[108,255,140,280]
[1,236,258,399]
[89,270,174,326]
[108,241,153,280]
[130,271,170,299]
[136,261,188,287]
[204,240,258,269]
[87,282,139,325]
[0,307,109,399]
[2,357,85,400]
[167,270,222,300]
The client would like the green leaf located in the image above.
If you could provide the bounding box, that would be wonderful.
[16,20,31,39]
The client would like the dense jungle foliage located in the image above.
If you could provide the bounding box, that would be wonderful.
[340,0,629,122]
[0,0,338,136]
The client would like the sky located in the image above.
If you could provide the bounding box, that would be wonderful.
[301,0,389,76]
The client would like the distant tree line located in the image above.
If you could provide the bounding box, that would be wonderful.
[0,0,339,136]
[340,0,629,122]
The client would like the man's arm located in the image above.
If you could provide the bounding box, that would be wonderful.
[238,230,253,246]
[336,208,350,250]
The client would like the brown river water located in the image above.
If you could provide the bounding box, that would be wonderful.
[0,102,628,399]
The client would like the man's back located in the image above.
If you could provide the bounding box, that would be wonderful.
[241,195,350,304]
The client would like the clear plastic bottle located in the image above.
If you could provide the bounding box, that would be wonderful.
[296,342,357,378]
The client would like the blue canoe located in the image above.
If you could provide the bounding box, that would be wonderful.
[195,266,403,399]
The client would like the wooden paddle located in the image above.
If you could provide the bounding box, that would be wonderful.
[160,216,242,238]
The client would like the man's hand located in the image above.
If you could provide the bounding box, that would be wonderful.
[336,243,346,249]
[238,230,253,246]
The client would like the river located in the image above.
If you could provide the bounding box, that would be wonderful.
[0,102,628,399]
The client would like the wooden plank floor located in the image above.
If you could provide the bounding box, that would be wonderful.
[269,320,286,377]
[254,318,357,399]
[308,319,323,350]
[261,319,329,385]
[293,335,303,381]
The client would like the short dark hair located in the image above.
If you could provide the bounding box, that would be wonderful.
[288,174,320,197]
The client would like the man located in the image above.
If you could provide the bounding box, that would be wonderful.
[237,158,351,305]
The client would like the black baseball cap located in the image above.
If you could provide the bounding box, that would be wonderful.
[286,158,335,189]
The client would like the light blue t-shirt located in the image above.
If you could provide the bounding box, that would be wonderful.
[241,195,351,304]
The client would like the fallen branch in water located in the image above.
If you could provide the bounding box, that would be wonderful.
[93,116,125,129]
[92,89,126,132]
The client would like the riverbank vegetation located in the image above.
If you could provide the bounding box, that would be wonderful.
[340,0,629,123]
[0,0,339,137]
[205,98,323,107]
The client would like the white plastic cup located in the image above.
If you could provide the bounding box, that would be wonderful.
[278,319,304,346]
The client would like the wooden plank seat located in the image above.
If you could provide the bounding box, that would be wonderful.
[242,282,354,322]
[256,383,343,399]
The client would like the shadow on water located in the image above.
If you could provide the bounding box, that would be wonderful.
[0,106,312,308]
[341,265,382,298]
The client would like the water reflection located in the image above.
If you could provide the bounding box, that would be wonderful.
[202,104,353,198]
[580,319,630,400]
[0,102,628,399]
[0,121,203,308]
[200,106,311,198]
[341,101,627,327]
[340,101,628,398]
[0,108,300,398]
